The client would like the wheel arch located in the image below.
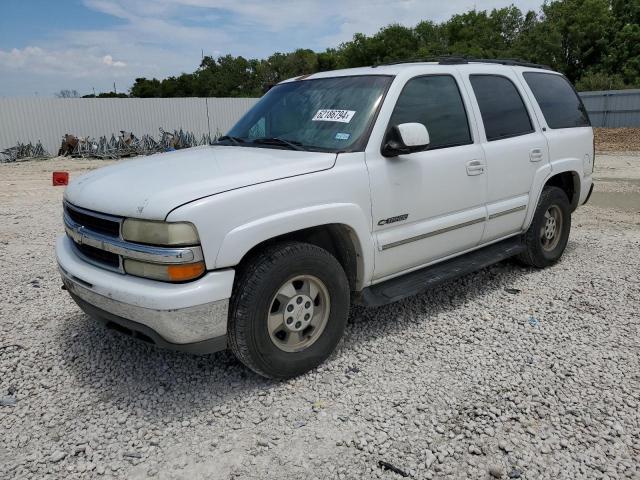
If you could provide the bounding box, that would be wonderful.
[525,163,582,229]
[215,204,374,291]
[236,224,363,292]
[545,170,581,212]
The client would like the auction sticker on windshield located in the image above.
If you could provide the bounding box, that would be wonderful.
[312,109,356,123]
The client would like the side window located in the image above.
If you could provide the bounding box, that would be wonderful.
[388,75,472,149]
[470,75,534,141]
[523,72,590,129]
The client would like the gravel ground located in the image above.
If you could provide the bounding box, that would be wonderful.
[594,128,640,153]
[1,155,639,480]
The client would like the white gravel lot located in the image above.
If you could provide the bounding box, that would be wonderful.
[1,154,639,480]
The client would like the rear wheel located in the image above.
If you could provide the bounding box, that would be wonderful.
[228,242,350,379]
[518,186,571,268]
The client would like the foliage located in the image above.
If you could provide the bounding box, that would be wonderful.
[129,0,640,97]
[55,89,80,98]
[82,92,129,98]
[575,71,627,91]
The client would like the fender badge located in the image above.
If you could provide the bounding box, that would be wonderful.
[378,214,408,226]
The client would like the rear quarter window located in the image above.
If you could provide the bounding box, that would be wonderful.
[523,72,590,129]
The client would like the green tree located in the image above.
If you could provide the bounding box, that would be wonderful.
[521,0,613,82]
[414,20,447,57]
[371,24,420,63]
[336,32,380,67]
[605,0,640,85]
[575,70,626,90]
[317,49,339,71]
[130,78,162,97]
[194,55,259,96]
[258,49,319,86]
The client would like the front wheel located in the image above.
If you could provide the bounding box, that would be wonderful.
[518,186,571,268]
[227,242,350,379]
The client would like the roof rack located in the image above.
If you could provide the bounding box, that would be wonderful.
[372,56,453,67]
[468,58,552,70]
[372,56,551,70]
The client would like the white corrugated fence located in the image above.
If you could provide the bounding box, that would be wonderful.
[578,89,640,128]
[0,97,259,155]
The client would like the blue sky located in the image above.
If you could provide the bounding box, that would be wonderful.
[0,0,543,97]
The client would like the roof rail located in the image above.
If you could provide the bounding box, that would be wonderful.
[468,58,552,70]
[372,57,435,67]
[371,56,551,70]
[372,56,464,67]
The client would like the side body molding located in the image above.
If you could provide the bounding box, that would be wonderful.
[215,203,375,289]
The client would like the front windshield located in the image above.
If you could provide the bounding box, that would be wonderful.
[224,75,392,152]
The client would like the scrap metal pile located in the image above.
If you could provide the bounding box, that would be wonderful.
[57,128,218,159]
[0,141,51,163]
[1,128,218,162]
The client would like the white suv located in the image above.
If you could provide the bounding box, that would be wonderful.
[57,59,594,378]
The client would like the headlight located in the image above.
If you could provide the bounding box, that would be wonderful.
[122,219,199,246]
[124,259,205,282]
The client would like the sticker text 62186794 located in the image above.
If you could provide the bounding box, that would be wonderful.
[312,109,356,123]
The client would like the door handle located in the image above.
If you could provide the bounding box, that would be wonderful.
[530,148,544,162]
[466,160,485,176]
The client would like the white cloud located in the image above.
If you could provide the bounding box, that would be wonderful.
[0,46,129,77]
[102,54,126,67]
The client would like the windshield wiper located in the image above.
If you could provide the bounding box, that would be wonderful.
[251,137,307,151]
[215,135,246,146]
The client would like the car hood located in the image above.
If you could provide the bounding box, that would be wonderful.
[64,145,336,219]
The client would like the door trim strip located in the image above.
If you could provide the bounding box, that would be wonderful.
[488,204,527,220]
[380,217,485,251]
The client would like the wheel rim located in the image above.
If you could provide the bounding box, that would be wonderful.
[267,275,331,353]
[540,204,563,252]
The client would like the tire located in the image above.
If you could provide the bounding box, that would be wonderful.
[518,186,571,268]
[228,241,350,379]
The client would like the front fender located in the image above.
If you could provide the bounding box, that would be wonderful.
[216,203,375,287]
[166,151,374,286]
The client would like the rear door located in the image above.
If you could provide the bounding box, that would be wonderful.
[461,69,550,243]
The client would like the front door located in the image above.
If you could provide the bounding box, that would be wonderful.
[365,73,488,281]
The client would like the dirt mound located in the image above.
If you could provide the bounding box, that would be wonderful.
[595,128,640,152]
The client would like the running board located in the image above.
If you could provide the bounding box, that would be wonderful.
[356,236,525,307]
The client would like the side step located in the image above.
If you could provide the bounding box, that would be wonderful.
[356,236,525,307]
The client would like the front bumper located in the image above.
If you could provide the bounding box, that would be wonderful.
[57,236,234,353]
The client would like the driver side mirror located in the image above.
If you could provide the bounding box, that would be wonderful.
[382,123,430,157]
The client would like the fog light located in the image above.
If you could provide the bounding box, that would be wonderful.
[124,259,205,282]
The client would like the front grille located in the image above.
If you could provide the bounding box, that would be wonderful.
[65,204,120,237]
[65,203,123,270]
[76,243,120,269]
